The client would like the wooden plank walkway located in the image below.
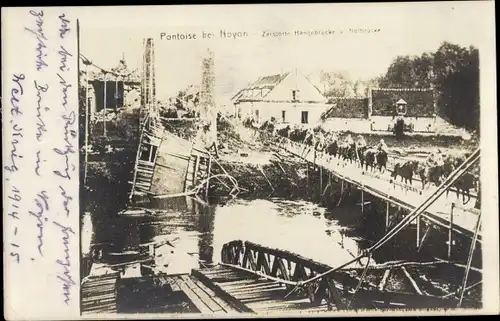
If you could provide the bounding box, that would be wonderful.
[191,265,332,315]
[81,273,120,315]
[162,273,243,314]
[280,140,481,241]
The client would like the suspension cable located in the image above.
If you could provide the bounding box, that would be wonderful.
[457,210,482,308]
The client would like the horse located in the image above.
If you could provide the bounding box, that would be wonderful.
[290,128,306,143]
[375,149,388,173]
[453,172,476,205]
[418,163,445,189]
[325,140,339,158]
[243,117,255,128]
[277,125,291,138]
[391,160,419,185]
[303,131,315,146]
[343,143,357,164]
[444,165,476,205]
[362,148,378,172]
[338,142,351,162]
[260,120,274,133]
[356,145,368,169]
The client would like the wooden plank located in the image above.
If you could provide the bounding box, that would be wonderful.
[193,155,200,187]
[138,160,155,166]
[191,269,254,313]
[400,267,423,295]
[180,275,225,313]
[199,267,240,276]
[82,292,116,303]
[379,269,391,291]
[228,283,284,296]
[161,276,182,292]
[221,279,278,291]
[216,279,267,290]
[200,270,248,279]
[210,274,252,283]
[171,276,213,314]
[247,297,316,312]
[233,287,287,302]
[190,277,239,313]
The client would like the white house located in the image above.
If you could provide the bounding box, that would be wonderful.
[232,69,330,126]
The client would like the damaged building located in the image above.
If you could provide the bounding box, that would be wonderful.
[81,55,142,120]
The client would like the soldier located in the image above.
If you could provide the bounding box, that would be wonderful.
[303,127,315,145]
[426,149,444,167]
[345,134,355,146]
[356,135,367,148]
[315,130,326,151]
[376,138,388,153]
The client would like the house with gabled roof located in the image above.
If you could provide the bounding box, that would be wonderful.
[232,69,330,125]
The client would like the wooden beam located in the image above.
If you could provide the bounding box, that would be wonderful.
[180,275,225,313]
[189,269,255,313]
[448,203,455,259]
[379,269,391,292]
[401,266,423,295]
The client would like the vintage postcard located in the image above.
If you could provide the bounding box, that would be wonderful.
[2,2,498,319]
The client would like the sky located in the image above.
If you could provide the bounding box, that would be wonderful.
[77,2,494,102]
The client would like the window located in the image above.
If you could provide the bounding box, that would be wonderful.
[255,109,260,121]
[282,110,286,122]
[292,90,297,101]
[301,111,308,124]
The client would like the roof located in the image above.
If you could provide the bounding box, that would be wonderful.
[250,73,289,89]
[232,73,290,102]
[231,88,246,101]
[232,70,326,104]
[396,98,408,105]
[87,57,141,83]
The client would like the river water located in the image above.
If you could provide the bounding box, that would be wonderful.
[84,194,429,275]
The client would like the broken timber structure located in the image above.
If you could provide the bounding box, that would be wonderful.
[128,41,219,203]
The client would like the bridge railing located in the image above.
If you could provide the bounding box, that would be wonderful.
[275,136,424,194]
[220,240,348,310]
[266,132,477,200]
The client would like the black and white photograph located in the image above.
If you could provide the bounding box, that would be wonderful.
[2,2,498,319]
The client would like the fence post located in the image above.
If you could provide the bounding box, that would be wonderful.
[448,203,455,259]
[361,184,364,214]
[416,215,421,248]
[386,201,390,232]
[320,165,323,194]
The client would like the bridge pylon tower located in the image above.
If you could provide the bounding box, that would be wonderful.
[141,37,157,122]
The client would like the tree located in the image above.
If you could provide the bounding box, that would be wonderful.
[174,90,186,110]
[379,54,434,88]
[412,52,433,88]
[433,42,479,130]
[379,56,415,88]
[380,42,480,131]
